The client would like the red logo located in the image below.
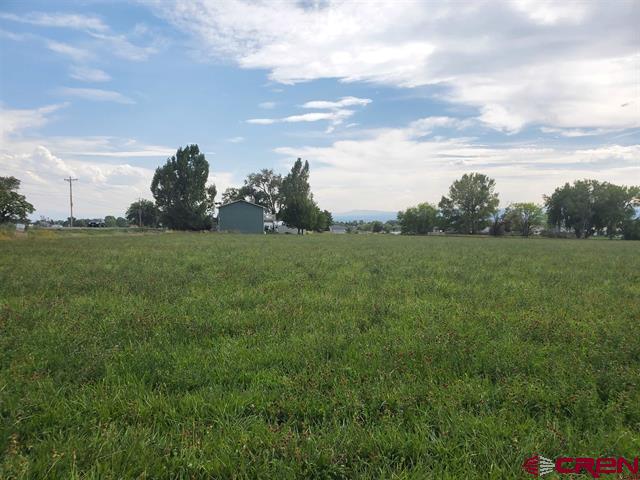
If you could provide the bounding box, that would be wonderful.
[522,455,555,476]
[522,455,639,478]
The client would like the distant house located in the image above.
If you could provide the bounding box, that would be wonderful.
[274,222,298,234]
[329,225,348,234]
[218,200,265,234]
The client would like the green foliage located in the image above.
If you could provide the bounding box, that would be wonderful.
[488,210,506,236]
[313,209,333,232]
[151,145,215,230]
[340,220,398,234]
[116,217,128,227]
[545,180,639,238]
[503,202,545,236]
[221,187,244,204]
[593,183,640,237]
[104,215,117,227]
[438,173,499,234]
[126,199,159,227]
[0,176,35,223]
[1,233,639,478]
[622,217,640,240]
[243,169,283,215]
[279,158,320,234]
[397,202,438,234]
[205,185,217,215]
[370,220,384,233]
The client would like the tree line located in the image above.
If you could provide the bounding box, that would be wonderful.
[1,154,638,239]
[0,145,332,233]
[397,173,640,239]
[126,145,331,233]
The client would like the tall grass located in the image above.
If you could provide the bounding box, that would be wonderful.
[1,233,638,478]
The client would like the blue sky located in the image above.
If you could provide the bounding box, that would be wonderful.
[1,0,638,219]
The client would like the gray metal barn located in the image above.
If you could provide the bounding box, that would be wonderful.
[217,200,265,233]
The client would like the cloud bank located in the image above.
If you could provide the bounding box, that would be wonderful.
[274,117,640,211]
[153,0,639,133]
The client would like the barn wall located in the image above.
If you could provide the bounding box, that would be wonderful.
[218,202,264,233]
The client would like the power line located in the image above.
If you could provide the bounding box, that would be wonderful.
[64,177,78,226]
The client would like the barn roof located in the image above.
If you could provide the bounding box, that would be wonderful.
[218,199,265,209]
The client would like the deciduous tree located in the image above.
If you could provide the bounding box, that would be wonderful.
[313,209,333,232]
[504,202,545,236]
[150,145,216,230]
[593,183,640,237]
[397,203,438,234]
[126,199,159,227]
[221,187,244,204]
[244,169,283,215]
[544,180,639,238]
[0,176,34,223]
[438,173,499,234]
[279,158,319,234]
[622,218,640,240]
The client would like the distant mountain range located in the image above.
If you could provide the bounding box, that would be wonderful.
[333,210,398,222]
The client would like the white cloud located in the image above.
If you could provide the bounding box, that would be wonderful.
[248,96,370,132]
[248,109,355,133]
[0,104,67,139]
[2,10,160,63]
[69,65,111,82]
[0,12,109,32]
[273,118,640,211]
[247,118,276,125]
[86,31,159,61]
[408,117,471,136]
[0,28,31,41]
[57,87,135,104]
[258,101,276,109]
[0,105,175,218]
[152,0,639,132]
[207,171,235,200]
[540,127,619,138]
[227,136,245,143]
[284,110,353,124]
[512,0,588,25]
[51,140,175,158]
[3,145,155,217]
[47,40,92,61]
[302,96,371,109]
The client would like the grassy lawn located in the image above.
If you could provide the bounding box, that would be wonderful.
[1,233,639,478]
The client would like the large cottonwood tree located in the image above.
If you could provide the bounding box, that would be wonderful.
[438,173,499,234]
[151,145,216,230]
[545,180,639,238]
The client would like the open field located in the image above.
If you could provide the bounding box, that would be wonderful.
[1,233,639,478]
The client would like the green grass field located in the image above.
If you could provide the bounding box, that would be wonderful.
[1,233,639,478]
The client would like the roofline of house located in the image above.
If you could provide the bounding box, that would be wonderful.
[218,199,265,209]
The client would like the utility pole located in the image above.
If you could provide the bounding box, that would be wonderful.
[64,176,78,227]
[138,197,142,228]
